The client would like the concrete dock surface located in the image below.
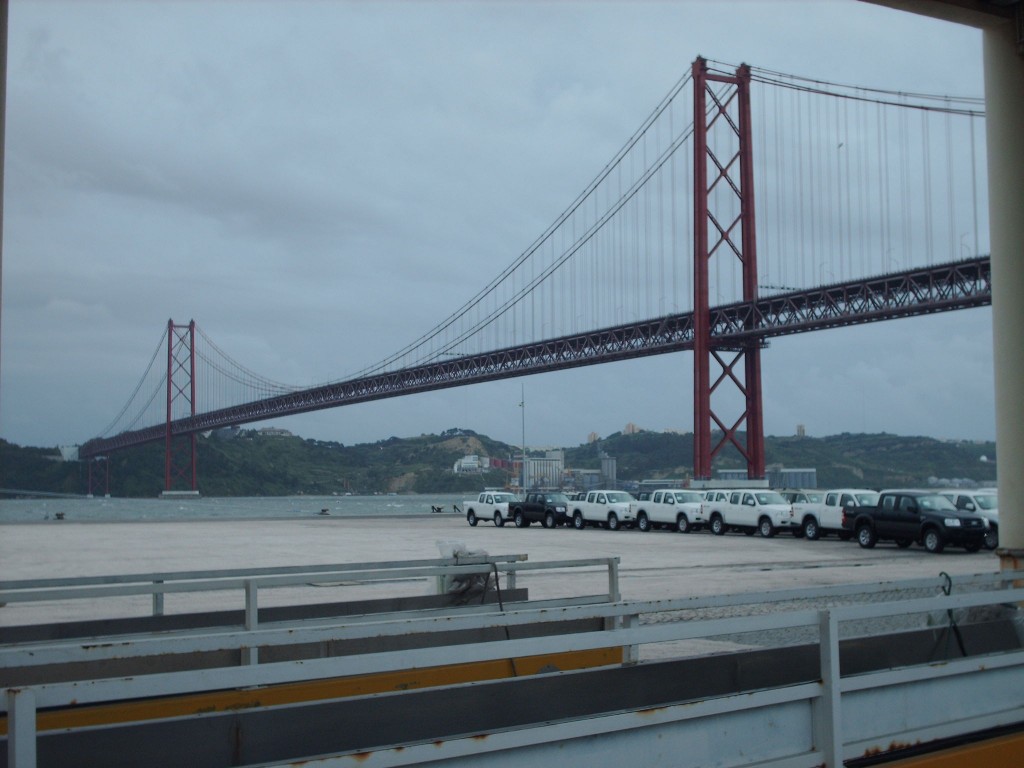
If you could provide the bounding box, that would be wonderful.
[0,515,998,628]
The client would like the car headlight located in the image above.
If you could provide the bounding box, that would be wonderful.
[556,506,566,512]
[943,518,962,527]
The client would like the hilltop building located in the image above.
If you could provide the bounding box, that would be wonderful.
[453,455,491,474]
[522,453,564,489]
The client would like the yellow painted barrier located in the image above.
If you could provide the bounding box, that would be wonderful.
[862,729,1024,767]
[0,646,622,736]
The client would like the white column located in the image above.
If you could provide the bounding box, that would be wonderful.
[983,23,1024,561]
[7,688,37,768]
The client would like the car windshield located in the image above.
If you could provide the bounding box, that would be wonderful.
[492,494,517,503]
[755,492,787,505]
[605,492,633,503]
[917,494,958,512]
[804,492,823,502]
[546,494,569,504]
[855,492,879,506]
[675,492,704,503]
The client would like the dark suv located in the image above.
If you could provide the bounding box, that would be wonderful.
[512,492,571,528]
[850,490,986,553]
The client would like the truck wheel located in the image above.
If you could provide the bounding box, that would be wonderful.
[856,525,876,549]
[637,513,650,532]
[573,512,585,530]
[758,517,775,538]
[607,513,620,531]
[494,512,504,527]
[923,528,945,553]
[676,515,690,534]
[984,527,998,550]
[710,515,725,536]
[544,511,555,529]
[514,510,528,528]
[467,511,478,527]
[802,517,819,541]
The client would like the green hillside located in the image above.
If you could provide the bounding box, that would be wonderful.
[568,430,995,489]
[0,428,996,498]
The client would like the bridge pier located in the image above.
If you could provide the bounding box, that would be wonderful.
[983,17,1024,563]
[865,0,1024,566]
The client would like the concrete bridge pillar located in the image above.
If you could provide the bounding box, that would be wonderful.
[983,19,1024,563]
[865,1,1024,564]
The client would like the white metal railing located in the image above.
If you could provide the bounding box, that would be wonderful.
[0,554,531,618]
[0,560,626,672]
[1,568,1016,672]
[3,570,1024,768]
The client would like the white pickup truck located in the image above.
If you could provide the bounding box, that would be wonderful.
[631,489,706,533]
[703,488,797,537]
[938,489,999,549]
[795,488,878,540]
[462,491,520,527]
[570,490,636,531]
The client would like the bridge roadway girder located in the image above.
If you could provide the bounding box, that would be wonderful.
[78,256,992,460]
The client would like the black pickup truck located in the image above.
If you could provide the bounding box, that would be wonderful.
[512,492,571,528]
[846,489,986,553]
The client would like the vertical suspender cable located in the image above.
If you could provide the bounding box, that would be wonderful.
[879,103,890,273]
[944,104,956,263]
[843,96,852,280]
[825,94,835,281]
[658,104,665,315]
[795,85,802,287]
[922,110,934,264]
[775,84,785,290]
[810,91,820,281]
[970,115,979,258]
[899,99,910,269]
[670,96,677,311]
[755,82,769,290]
[857,91,867,279]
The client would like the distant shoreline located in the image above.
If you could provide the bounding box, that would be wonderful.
[0,512,461,526]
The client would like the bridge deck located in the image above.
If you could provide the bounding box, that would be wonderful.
[79,256,991,458]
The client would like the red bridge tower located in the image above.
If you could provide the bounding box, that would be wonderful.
[692,58,765,481]
[165,319,198,493]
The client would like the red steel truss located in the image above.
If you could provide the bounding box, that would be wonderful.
[692,58,763,480]
[79,258,990,463]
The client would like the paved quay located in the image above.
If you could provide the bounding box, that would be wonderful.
[0,515,998,628]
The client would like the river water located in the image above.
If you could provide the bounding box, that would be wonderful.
[0,493,464,524]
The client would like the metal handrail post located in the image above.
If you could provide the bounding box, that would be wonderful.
[815,608,843,768]
[243,581,258,666]
[608,558,620,602]
[6,687,37,768]
[152,579,164,616]
[621,613,640,664]
[605,558,622,631]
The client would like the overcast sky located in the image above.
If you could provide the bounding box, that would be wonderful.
[0,0,994,452]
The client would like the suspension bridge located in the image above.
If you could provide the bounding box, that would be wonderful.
[77,58,991,492]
